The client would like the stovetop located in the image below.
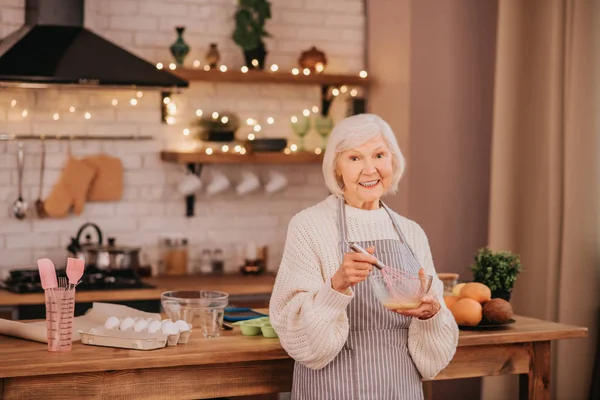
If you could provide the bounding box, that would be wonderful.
[1,265,155,294]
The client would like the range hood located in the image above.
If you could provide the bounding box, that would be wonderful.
[0,0,188,89]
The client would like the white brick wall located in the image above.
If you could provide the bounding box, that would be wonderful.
[0,0,364,273]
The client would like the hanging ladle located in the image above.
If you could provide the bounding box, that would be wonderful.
[12,141,28,220]
[35,138,47,218]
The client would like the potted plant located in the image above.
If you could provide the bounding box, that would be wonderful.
[194,112,240,142]
[469,247,522,302]
[232,0,272,70]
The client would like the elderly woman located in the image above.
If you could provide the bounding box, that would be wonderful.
[269,114,459,399]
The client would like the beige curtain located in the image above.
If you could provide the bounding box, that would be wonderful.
[483,0,599,399]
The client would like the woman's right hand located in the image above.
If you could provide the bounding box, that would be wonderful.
[331,246,376,293]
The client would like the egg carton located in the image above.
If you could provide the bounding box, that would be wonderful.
[79,327,170,350]
[78,317,193,351]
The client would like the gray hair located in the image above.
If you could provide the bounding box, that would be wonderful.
[322,113,406,196]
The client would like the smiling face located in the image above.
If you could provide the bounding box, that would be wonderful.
[336,135,393,210]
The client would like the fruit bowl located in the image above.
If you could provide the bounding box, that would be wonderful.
[161,290,229,329]
[369,271,433,311]
[458,318,516,330]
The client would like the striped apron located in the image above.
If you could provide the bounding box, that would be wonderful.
[291,197,424,400]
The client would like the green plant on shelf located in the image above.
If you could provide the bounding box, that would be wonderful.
[193,112,240,142]
[232,0,272,69]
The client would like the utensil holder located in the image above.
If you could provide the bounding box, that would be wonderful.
[45,288,75,352]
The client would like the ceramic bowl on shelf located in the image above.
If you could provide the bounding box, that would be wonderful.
[246,138,288,152]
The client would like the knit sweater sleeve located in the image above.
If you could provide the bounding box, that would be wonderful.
[407,223,459,380]
[269,213,352,370]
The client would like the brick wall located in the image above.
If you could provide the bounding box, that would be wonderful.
[0,0,365,273]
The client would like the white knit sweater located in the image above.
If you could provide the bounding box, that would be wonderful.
[269,195,459,380]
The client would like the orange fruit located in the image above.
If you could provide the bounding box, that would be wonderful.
[451,298,483,326]
[444,295,459,310]
[452,283,466,297]
[459,282,492,304]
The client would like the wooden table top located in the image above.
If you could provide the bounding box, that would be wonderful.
[0,274,277,306]
[0,315,587,379]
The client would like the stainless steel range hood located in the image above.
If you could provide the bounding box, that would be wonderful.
[0,0,188,89]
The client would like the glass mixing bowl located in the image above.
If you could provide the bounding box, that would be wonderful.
[369,271,433,311]
[161,290,229,330]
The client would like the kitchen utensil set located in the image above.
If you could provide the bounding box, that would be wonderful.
[37,257,85,352]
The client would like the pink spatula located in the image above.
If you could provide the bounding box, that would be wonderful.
[37,258,58,290]
[66,257,85,290]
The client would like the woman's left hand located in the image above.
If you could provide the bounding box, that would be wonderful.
[394,294,441,320]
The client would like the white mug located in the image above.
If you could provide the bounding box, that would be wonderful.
[265,170,288,194]
[236,170,261,195]
[178,172,202,196]
[206,170,230,196]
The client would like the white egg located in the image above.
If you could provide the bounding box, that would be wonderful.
[133,319,149,332]
[162,321,179,336]
[147,320,162,333]
[161,319,172,326]
[175,320,190,332]
[119,317,135,331]
[104,316,121,330]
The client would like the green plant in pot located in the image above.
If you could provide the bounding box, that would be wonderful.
[232,0,272,70]
[469,247,522,302]
[194,112,240,142]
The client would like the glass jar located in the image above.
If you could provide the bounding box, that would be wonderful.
[437,273,460,296]
[159,235,189,276]
[199,249,213,274]
[211,248,224,274]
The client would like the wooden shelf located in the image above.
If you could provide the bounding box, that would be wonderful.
[161,150,323,165]
[173,68,370,87]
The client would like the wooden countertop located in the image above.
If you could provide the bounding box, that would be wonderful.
[0,274,277,306]
[0,315,587,379]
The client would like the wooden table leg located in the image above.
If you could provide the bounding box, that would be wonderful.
[519,341,551,400]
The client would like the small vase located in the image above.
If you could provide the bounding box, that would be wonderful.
[491,289,512,302]
[170,26,190,66]
[205,43,220,69]
[298,46,327,73]
[244,45,267,70]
